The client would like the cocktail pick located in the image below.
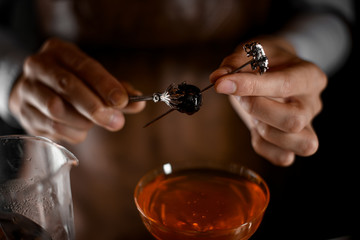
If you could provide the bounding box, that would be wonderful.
[129,82,202,127]
[128,42,269,127]
[200,42,269,93]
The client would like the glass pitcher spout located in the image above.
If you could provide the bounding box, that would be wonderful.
[36,135,79,166]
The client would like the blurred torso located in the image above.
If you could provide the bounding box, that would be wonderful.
[34,1,270,239]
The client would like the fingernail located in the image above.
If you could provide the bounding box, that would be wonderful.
[93,108,124,130]
[255,121,266,136]
[252,118,259,125]
[107,111,125,130]
[216,80,236,94]
[209,67,232,82]
[239,96,250,112]
[108,88,127,107]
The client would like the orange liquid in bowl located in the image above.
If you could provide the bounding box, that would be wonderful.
[135,168,269,240]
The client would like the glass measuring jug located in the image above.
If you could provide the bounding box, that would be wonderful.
[0,135,79,239]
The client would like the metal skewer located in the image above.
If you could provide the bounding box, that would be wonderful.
[128,42,269,127]
[200,59,253,93]
[128,95,154,102]
[142,109,175,128]
[128,59,253,105]
[129,93,163,103]
[201,42,269,93]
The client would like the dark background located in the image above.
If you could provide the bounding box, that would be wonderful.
[254,3,359,239]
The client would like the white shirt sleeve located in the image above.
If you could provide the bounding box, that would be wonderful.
[0,30,28,126]
[279,0,354,75]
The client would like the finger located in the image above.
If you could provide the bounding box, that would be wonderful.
[228,95,254,129]
[21,80,93,129]
[20,103,89,144]
[254,120,319,157]
[250,128,295,166]
[238,96,313,133]
[41,38,128,108]
[121,81,146,114]
[24,56,125,131]
[214,61,327,97]
[209,51,251,84]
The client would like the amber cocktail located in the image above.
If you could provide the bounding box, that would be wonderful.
[134,162,269,240]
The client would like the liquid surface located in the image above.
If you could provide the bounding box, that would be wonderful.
[136,168,267,236]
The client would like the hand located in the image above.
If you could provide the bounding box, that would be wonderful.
[9,38,145,144]
[210,37,327,166]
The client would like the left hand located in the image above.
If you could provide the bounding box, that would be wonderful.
[210,37,327,166]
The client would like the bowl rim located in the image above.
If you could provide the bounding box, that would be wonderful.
[134,161,270,235]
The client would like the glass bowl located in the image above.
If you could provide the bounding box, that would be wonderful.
[134,161,269,240]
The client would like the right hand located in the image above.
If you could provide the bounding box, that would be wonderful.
[9,38,145,144]
[210,37,327,166]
